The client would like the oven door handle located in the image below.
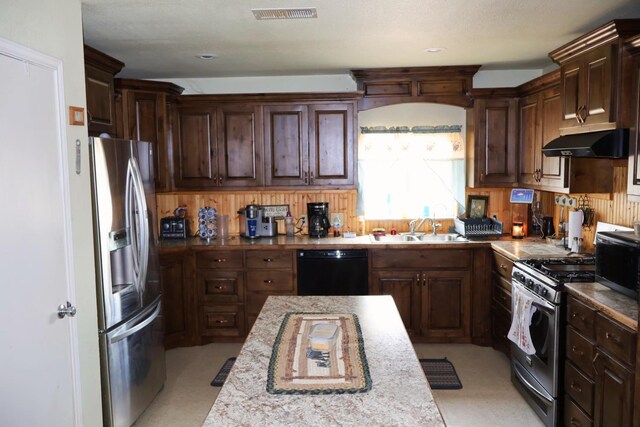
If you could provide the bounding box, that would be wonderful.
[512,280,555,312]
[513,363,554,404]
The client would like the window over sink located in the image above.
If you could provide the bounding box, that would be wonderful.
[357,125,465,220]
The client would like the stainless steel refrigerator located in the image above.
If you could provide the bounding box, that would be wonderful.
[89,136,165,427]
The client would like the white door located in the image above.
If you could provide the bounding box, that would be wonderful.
[0,40,81,426]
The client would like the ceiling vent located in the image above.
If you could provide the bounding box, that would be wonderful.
[252,7,318,20]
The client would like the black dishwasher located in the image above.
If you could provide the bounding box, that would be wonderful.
[297,249,369,295]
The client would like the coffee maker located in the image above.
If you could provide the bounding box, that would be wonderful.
[307,202,330,238]
[238,204,263,239]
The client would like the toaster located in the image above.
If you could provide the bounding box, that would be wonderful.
[160,216,189,239]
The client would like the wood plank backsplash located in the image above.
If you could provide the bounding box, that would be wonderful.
[158,164,637,243]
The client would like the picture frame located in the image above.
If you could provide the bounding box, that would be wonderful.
[467,195,489,219]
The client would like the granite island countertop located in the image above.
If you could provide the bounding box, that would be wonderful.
[202,295,445,427]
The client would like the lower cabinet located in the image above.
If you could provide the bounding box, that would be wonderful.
[370,249,475,342]
[564,295,636,427]
[160,250,195,349]
[491,251,513,357]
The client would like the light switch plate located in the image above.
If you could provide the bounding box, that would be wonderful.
[69,106,85,126]
[555,195,577,207]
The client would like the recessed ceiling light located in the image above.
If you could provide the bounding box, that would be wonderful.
[196,53,218,60]
[423,47,447,53]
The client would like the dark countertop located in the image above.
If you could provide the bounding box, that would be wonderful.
[564,282,638,332]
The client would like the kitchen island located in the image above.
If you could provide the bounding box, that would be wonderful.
[202,295,445,427]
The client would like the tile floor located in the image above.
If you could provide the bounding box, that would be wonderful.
[134,343,543,427]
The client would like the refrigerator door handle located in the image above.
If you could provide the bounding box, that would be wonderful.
[130,157,149,296]
[109,302,161,344]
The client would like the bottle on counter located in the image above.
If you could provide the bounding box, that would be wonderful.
[285,211,295,237]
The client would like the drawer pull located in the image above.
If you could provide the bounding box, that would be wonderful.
[214,285,225,290]
[214,319,229,324]
[263,280,273,285]
[570,417,581,427]
[570,382,582,393]
[592,352,600,365]
[499,264,507,270]
[571,345,584,356]
[605,332,621,343]
[263,258,274,262]
[213,258,226,263]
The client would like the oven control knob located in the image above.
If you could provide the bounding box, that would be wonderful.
[526,279,534,288]
[541,288,548,297]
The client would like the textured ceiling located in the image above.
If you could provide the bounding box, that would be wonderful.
[81,0,640,79]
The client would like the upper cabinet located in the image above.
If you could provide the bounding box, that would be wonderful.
[549,20,640,134]
[173,104,263,189]
[517,71,569,191]
[84,45,124,137]
[264,102,355,187]
[626,34,640,202]
[466,89,519,188]
[115,79,184,192]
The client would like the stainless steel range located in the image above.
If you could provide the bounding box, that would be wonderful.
[510,257,595,427]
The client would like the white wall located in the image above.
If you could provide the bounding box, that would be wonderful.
[0,1,102,425]
[160,69,545,94]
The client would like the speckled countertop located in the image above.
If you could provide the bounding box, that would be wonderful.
[564,282,638,331]
[202,295,445,427]
[490,238,578,261]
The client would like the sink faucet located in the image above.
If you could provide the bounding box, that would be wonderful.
[408,217,427,234]
[426,218,442,236]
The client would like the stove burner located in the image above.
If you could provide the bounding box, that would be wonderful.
[541,264,595,273]
[517,256,596,285]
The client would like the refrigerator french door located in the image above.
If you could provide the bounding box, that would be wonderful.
[89,137,165,427]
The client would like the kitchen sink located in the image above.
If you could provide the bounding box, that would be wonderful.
[369,233,468,243]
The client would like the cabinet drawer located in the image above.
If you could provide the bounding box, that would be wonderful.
[196,251,244,269]
[566,326,596,377]
[564,395,593,427]
[491,275,512,313]
[565,361,594,415]
[371,249,472,269]
[200,305,244,337]
[246,250,293,269]
[247,270,294,292]
[199,270,243,303]
[492,251,513,280]
[567,295,596,338]
[595,313,636,366]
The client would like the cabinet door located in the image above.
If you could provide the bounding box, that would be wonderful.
[85,65,116,136]
[217,105,263,187]
[308,103,355,187]
[538,85,568,190]
[593,350,634,427]
[561,58,582,126]
[372,270,420,337]
[518,93,539,186]
[420,270,471,339]
[628,54,640,201]
[474,98,518,187]
[160,251,194,349]
[264,105,309,186]
[582,45,614,127]
[174,107,217,188]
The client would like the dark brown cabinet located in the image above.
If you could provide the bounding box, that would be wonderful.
[160,250,194,349]
[264,102,356,187]
[466,92,519,188]
[115,79,183,191]
[371,249,473,341]
[490,251,513,358]
[84,45,124,137]
[518,72,568,191]
[173,104,263,189]
[549,20,640,134]
[627,34,640,202]
[564,295,636,427]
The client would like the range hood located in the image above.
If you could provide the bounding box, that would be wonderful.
[542,129,629,158]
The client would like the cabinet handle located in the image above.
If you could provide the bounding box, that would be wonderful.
[87,109,93,121]
[214,319,229,324]
[416,273,421,286]
[263,279,273,285]
[213,258,226,263]
[214,285,224,290]
[499,264,507,270]
[570,417,581,426]
[571,345,584,356]
[570,382,582,393]
[304,171,309,184]
[605,332,621,343]
[218,175,223,185]
[592,352,600,365]
[263,258,274,262]
[310,171,314,184]
[422,273,426,287]
[479,172,484,183]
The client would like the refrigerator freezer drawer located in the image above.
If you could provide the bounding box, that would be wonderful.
[101,301,165,427]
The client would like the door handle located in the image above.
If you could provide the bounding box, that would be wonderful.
[57,301,77,319]
[309,171,314,184]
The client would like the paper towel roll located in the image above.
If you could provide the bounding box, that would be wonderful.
[568,210,584,243]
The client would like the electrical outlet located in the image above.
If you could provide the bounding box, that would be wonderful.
[490,212,499,219]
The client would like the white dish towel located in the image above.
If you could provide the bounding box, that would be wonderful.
[507,286,537,355]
